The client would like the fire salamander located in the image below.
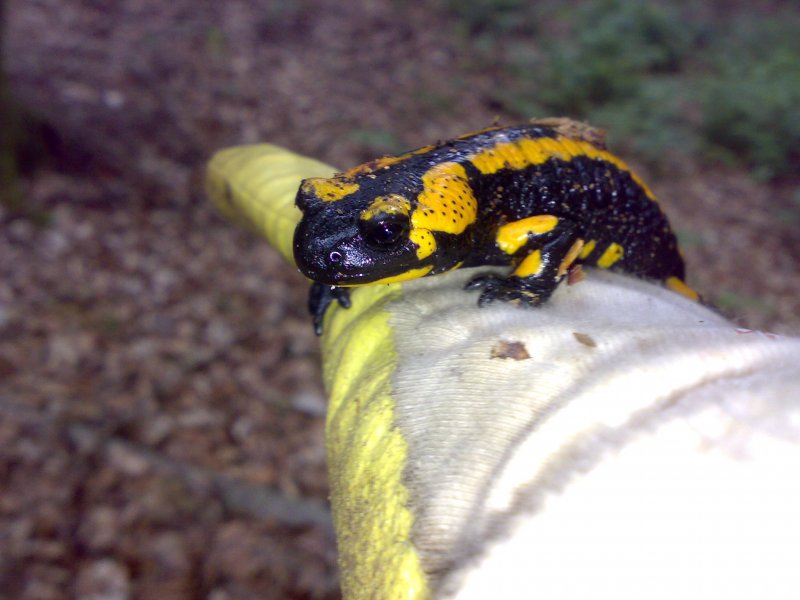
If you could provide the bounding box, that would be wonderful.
[294,117,699,334]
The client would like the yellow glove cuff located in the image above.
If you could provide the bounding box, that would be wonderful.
[206,145,428,599]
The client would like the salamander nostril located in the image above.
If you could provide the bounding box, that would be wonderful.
[329,251,343,264]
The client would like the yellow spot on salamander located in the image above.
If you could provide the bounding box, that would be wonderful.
[409,229,437,260]
[469,137,656,201]
[665,276,700,302]
[557,239,585,278]
[366,265,434,285]
[513,249,544,278]
[301,177,359,202]
[360,194,411,221]
[597,242,624,268]
[579,239,597,259]
[495,215,559,255]
[412,161,478,236]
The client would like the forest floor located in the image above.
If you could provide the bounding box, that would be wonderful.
[2,1,799,599]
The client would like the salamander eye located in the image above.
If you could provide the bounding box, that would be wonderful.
[359,213,410,248]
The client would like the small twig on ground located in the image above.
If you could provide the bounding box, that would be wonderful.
[0,397,333,534]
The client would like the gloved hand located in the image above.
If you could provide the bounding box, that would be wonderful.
[207,145,800,600]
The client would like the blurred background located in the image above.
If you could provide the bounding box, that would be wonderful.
[1,0,798,598]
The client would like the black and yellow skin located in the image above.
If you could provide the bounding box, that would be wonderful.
[294,118,698,334]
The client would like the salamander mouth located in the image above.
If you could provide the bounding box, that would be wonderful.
[304,265,375,286]
[299,247,420,286]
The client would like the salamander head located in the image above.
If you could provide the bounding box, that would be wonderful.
[293,175,430,286]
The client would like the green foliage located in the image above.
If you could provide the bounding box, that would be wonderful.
[440,0,530,34]
[494,1,704,165]
[712,290,776,317]
[529,1,696,115]
[772,189,800,225]
[588,78,697,165]
[346,128,405,154]
[205,26,227,58]
[673,228,708,249]
[443,0,800,180]
[697,16,800,180]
